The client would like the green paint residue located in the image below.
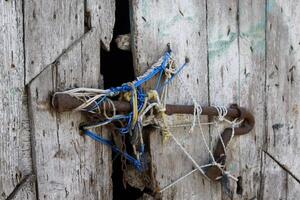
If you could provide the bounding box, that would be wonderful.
[140,1,149,16]
[208,32,237,60]
[209,20,266,61]
[158,14,195,37]
[240,21,266,54]
[267,0,276,13]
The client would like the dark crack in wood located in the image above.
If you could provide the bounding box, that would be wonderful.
[5,174,34,200]
[263,150,300,184]
[26,30,93,86]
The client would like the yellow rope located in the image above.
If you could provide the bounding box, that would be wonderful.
[147,90,171,143]
[128,83,138,128]
[160,112,171,143]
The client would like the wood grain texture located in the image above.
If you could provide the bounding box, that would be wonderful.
[0,0,35,199]
[266,0,300,178]
[25,0,115,199]
[1,0,300,199]
[261,151,300,199]
[207,1,240,199]
[24,0,85,84]
[207,0,239,104]
[131,0,221,199]
[262,0,300,198]
[28,30,112,200]
[232,0,266,199]
[86,0,115,51]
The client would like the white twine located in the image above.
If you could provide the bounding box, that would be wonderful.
[158,72,241,192]
[167,131,209,179]
[213,105,229,154]
[159,168,198,193]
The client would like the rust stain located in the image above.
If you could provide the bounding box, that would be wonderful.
[36,100,51,111]
[292,104,299,114]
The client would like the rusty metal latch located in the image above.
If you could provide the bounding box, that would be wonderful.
[52,93,255,181]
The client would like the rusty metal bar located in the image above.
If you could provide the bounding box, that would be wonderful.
[52,94,254,134]
[52,93,255,181]
[53,93,239,117]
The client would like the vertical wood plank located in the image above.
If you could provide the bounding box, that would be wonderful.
[261,152,300,199]
[86,0,115,50]
[233,0,266,199]
[266,0,300,179]
[24,0,85,84]
[26,0,115,199]
[207,0,239,105]
[263,0,300,198]
[28,31,112,200]
[131,0,221,199]
[207,1,240,198]
[0,0,35,199]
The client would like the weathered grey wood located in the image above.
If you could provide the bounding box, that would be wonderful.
[86,0,115,51]
[28,30,112,200]
[207,0,239,104]
[266,0,300,179]
[1,0,300,199]
[25,0,115,198]
[207,1,240,199]
[24,0,85,84]
[262,0,300,198]
[24,0,116,84]
[232,1,266,199]
[261,151,300,199]
[131,0,221,199]
[0,1,35,199]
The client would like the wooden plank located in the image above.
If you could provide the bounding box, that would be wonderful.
[131,0,221,199]
[0,1,35,199]
[25,0,115,198]
[206,1,240,199]
[85,0,115,51]
[231,1,266,199]
[261,151,300,199]
[207,0,239,104]
[24,0,85,84]
[5,175,36,200]
[24,0,116,84]
[265,0,300,187]
[28,30,112,200]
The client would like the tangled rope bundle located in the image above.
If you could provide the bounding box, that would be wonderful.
[53,50,187,171]
[52,48,245,193]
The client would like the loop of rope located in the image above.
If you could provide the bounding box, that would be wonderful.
[213,105,228,121]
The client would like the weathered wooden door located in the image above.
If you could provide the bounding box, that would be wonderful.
[1,0,300,200]
[1,0,114,199]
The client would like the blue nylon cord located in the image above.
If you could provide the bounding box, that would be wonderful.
[133,52,170,88]
[155,70,164,90]
[87,96,107,112]
[82,128,143,170]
